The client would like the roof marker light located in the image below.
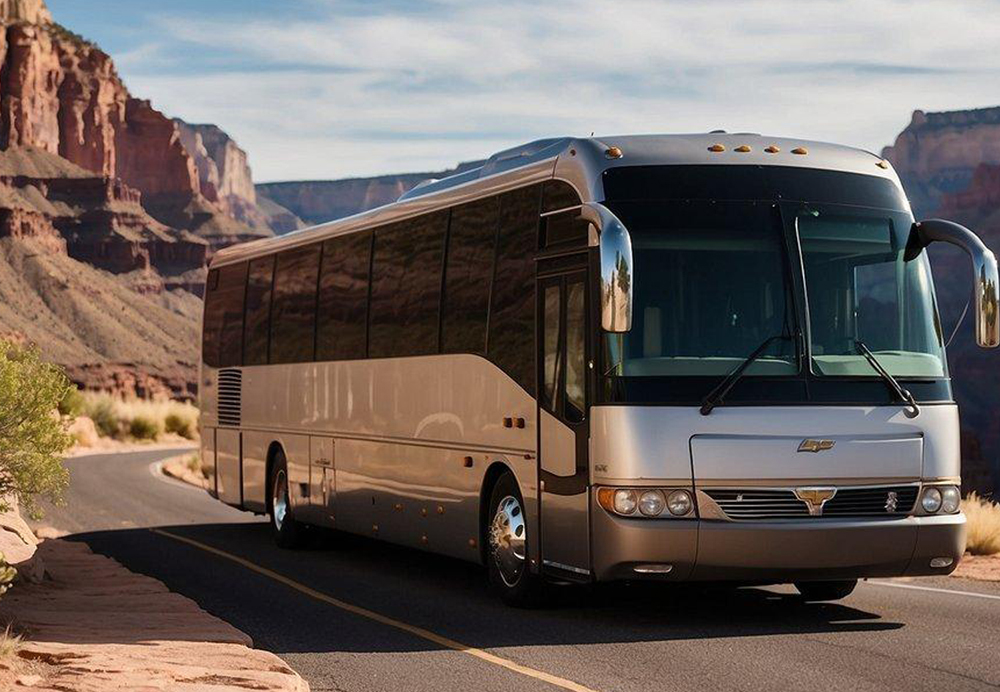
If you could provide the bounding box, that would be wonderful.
[877,160,889,169]
[734,145,751,153]
[605,146,623,159]
[791,147,808,155]
[764,145,780,154]
[708,144,726,152]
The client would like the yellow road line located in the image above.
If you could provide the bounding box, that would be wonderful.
[151,528,600,692]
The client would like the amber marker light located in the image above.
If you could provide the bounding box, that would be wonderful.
[707,143,726,152]
[734,145,751,153]
[605,146,623,159]
[791,147,808,155]
[877,160,889,169]
[764,145,780,154]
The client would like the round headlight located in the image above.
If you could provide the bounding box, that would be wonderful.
[940,486,960,514]
[667,489,693,516]
[921,487,943,514]
[638,490,665,517]
[613,489,637,515]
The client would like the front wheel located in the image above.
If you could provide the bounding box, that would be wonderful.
[794,579,857,601]
[269,451,306,549]
[486,472,545,607]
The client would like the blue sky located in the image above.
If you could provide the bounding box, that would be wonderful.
[47,1,1000,183]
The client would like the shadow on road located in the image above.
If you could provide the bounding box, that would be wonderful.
[68,521,903,654]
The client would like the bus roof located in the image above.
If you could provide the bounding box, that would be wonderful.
[211,132,902,268]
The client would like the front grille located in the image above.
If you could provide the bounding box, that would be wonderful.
[216,368,242,427]
[823,485,918,516]
[705,489,810,519]
[705,485,919,520]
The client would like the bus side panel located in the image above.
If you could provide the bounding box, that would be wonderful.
[202,426,217,499]
[241,430,271,513]
[216,429,242,507]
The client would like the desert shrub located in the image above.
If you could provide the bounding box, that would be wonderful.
[165,412,194,439]
[0,341,72,516]
[57,385,85,417]
[0,554,15,597]
[85,395,121,438]
[963,492,1000,555]
[129,415,161,440]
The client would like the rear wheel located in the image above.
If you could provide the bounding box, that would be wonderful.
[794,579,857,601]
[486,472,545,607]
[269,451,306,549]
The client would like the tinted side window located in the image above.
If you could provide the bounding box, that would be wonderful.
[369,211,448,357]
[270,244,321,364]
[316,232,371,361]
[243,256,275,366]
[441,197,499,354]
[542,210,589,249]
[202,262,247,368]
[541,180,581,213]
[488,185,541,394]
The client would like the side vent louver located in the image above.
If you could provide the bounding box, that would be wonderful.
[217,368,242,427]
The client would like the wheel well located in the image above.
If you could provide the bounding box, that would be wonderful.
[264,442,284,512]
[478,462,513,565]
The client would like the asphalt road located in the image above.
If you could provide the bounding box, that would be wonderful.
[30,449,1000,692]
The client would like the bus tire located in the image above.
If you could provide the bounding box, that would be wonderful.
[794,579,857,601]
[269,451,306,549]
[486,472,544,607]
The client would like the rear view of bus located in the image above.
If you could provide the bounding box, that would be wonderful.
[199,133,998,606]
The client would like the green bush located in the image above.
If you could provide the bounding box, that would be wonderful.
[129,415,161,440]
[0,553,15,597]
[0,341,72,517]
[86,397,120,438]
[57,386,85,417]
[164,412,194,439]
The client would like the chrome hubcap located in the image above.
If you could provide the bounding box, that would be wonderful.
[489,495,526,587]
[272,469,288,531]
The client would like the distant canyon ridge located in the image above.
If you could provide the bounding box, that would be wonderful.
[0,1,998,489]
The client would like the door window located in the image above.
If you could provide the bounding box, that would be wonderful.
[539,274,588,423]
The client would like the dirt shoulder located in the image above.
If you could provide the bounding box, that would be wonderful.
[952,553,1000,582]
[161,453,210,490]
[65,437,196,458]
[0,539,308,691]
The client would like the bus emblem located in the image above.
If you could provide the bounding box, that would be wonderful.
[885,491,898,513]
[794,487,837,515]
[798,439,836,453]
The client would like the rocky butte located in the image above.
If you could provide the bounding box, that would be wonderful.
[0,0,298,397]
[884,106,1000,493]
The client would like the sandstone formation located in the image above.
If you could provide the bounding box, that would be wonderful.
[885,107,1000,494]
[256,160,483,226]
[0,539,309,692]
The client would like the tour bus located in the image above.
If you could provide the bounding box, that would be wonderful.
[200,134,998,606]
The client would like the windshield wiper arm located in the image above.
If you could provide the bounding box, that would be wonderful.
[700,334,792,416]
[854,340,920,418]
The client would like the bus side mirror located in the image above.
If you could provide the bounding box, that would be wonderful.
[905,219,999,348]
[580,202,633,333]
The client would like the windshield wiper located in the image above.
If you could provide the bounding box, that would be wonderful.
[854,340,920,418]
[700,334,793,416]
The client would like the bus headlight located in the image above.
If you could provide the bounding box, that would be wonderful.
[598,487,694,518]
[940,486,961,514]
[638,490,665,517]
[921,487,942,513]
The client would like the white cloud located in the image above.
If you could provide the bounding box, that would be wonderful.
[112,0,1000,181]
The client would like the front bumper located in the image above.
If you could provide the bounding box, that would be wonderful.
[591,495,966,582]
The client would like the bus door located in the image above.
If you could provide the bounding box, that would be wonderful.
[537,266,591,580]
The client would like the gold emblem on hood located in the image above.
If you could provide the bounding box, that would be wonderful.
[798,439,836,453]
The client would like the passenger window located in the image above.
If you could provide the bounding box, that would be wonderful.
[316,232,371,361]
[369,211,448,357]
[270,244,321,364]
[243,256,275,366]
[542,210,589,249]
[542,285,562,410]
[442,197,500,354]
[488,185,541,394]
[541,180,581,213]
[203,262,247,368]
[565,279,587,422]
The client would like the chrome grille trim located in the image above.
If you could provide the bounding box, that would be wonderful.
[216,368,242,427]
[703,484,920,520]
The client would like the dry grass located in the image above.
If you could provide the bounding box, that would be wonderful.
[184,452,208,479]
[0,626,21,661]
[962,492,1000,556]
[79,392,199,442]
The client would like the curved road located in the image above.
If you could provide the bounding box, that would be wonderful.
[31,449,1000,692]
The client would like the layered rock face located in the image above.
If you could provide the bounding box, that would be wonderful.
[885,107,1000,493]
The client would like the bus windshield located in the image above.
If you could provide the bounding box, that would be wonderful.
[603,200,798,378]
[602,199,946,382]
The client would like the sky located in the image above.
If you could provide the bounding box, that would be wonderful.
[46,0,1000,183]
